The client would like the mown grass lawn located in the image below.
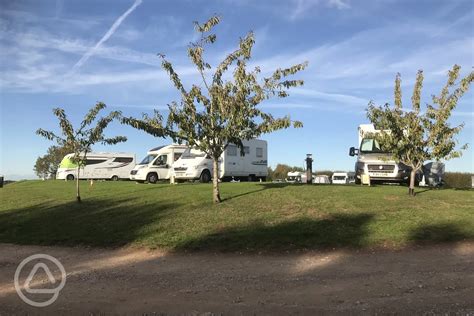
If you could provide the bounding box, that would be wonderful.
[0,180,473,252]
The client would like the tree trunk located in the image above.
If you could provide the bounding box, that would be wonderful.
[409,169,416,196]
[212,158,221,203]
[76,166,81,203]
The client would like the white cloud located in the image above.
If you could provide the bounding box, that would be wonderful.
[69,0,143,74]
[290,0,350,20]
[328,0,350,9]
[291,88,369,107]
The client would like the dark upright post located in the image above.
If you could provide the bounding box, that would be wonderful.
[305,154,313,184]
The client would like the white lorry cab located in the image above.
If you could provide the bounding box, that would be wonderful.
[56,153,135,181]
[349,124,412,184]
[331,172,355,184]
[172,139,268,182]
[130,144,187,183]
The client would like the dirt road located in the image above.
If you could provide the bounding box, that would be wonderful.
[0,243,473,315]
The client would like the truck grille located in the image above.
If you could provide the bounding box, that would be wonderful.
[130,170,138,175]
[368,164,395,173]
[174,167,187,171]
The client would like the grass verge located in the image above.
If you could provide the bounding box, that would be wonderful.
[0,180,472,252]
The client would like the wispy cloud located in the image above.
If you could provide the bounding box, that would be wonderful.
[69,0,143,74]
[290,0,350,20]
[328,0,350,10]
[291,88,369,107]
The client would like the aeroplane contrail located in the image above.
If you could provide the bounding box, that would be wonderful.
[69,0,143,74]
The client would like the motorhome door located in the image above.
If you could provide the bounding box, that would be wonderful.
[152,154,171,179]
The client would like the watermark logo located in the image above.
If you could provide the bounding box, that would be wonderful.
[14,254,66,307]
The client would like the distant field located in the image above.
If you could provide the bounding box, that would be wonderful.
[0,181,472,252]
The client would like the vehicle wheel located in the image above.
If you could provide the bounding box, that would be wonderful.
[66,174,75,181]
[146,173,158,184]
[111,175,119,181]
[200,170,211,183]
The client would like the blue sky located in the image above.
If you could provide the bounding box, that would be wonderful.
[0,0,473,180]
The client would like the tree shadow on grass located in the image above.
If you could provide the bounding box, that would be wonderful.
[408,223,472,244]
[0,197,181,247]
[175,213,374,253]
[221,182,294,201]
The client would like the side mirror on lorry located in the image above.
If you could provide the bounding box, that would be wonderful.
[349,147,359,156]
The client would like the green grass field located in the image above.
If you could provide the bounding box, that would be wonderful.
[0,180,473,252]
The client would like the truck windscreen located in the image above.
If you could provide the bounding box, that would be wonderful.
[360,138,387,154]
[139,154,156,165]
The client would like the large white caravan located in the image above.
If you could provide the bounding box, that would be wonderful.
[172,139,268,182]
[349,124,412,184]
[56,153,135,181]
[130,144,188,183]
[331,172,355,184]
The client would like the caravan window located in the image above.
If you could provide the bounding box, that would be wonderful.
[227,145,237,156]
[256,147,263,158]
[243,146,250,155]
[113,157,133,163]
[85,159,107,165]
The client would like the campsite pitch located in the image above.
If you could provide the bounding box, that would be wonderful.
[0,181,473,251]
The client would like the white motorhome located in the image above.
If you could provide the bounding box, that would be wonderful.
[286,171,317,184]
[331,172,355,184]
[56,153,135,181]
[172,139,268,182]
[349,124,412,184]
[286,171,303,183]
[130,144,187,183]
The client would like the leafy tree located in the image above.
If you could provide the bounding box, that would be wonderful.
[36,103,127,202]
[367,65,473,196]
[267,167,274,181]
[33,145,73,179]
[271,164,304,180]
[122,16,307,203]
[33,155,50,179]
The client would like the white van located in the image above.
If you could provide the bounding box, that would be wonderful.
[172,139,268,182]
[130,144,187,183]
[56,153,135,181]
[331,172,356,184]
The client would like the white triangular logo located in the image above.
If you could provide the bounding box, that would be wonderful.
[24,263,57,294]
